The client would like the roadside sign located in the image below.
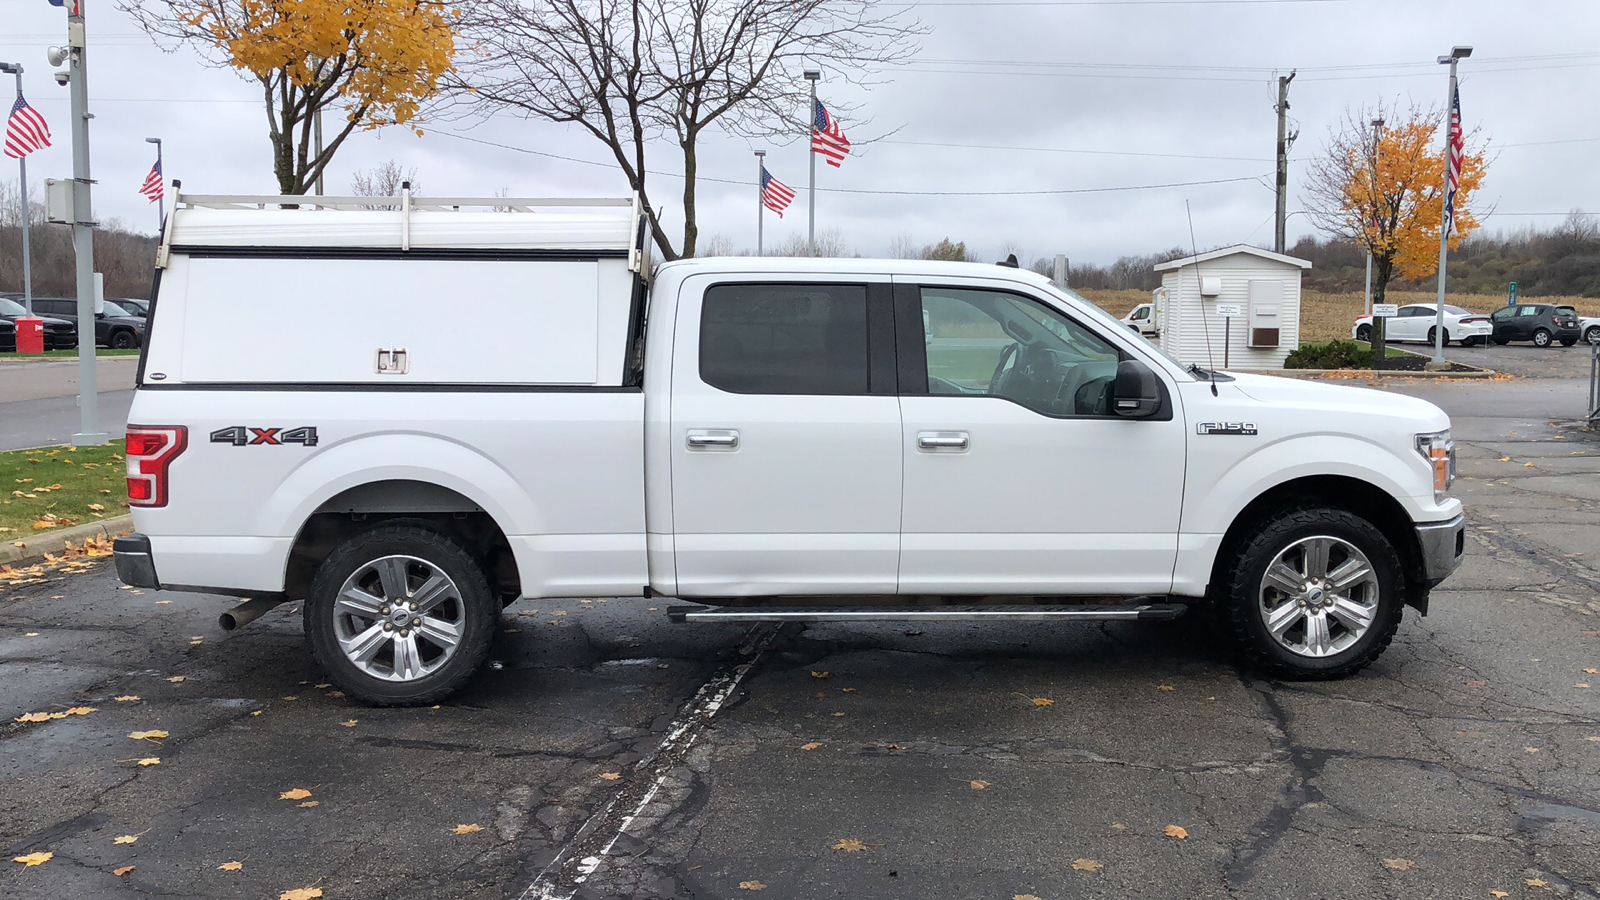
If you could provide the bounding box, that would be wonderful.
[1509,281,1518,303]
[1215,303,1242,317]
[1373,303,1398,317]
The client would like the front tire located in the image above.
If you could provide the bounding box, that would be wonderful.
[305,521,499,707]
[110,330,139,350]
[1217,507,1404,679]
[1354,324,1372,342]
[1532,328,1553,347]
[1586,325,1600,345]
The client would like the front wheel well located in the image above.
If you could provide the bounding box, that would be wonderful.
[1211,475,1428,611]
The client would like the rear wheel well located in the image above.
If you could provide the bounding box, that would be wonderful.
[1211,475,1427,611]
[283,480,521,604]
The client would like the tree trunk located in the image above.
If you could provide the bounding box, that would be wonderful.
[1371,252,1395,366]
[680,138,698,258]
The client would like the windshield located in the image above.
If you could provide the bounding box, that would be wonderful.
[0,298,24,316]
[101,300,131,317]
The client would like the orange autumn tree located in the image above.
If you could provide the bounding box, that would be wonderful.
[1304,102,1488,309]
[123,0,456,195]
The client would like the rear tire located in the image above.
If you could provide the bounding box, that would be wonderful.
[1586,326,1600,345]
[1560,337,1578,347]
[305,521,499,707]
[1492,337,1509,346]
[1532,328,1553,348]
[1354,324,1372,342]
[1217,506,1405,680]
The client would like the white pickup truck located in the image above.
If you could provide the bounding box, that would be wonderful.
[114,192,1464,706]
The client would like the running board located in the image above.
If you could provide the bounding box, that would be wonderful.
[666,603,1188,624]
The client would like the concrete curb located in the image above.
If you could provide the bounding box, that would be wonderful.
[2,514,134,566]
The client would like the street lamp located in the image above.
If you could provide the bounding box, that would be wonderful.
[1430,46,1471,366]
[804,68,821,257]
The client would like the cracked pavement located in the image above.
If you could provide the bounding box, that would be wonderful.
[3,343,1600,899]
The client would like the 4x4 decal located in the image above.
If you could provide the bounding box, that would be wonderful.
[210,426,318,447]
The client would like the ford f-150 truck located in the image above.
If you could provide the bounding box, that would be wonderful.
[113,191,1464,706]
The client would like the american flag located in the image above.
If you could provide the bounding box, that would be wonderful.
[4,90,51,160]
[139,158,164,203]
[811,99,850,168]
[760,166,794,217]
[1443,85,1463,236]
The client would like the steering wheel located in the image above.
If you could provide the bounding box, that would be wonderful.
[988,342,1018,395]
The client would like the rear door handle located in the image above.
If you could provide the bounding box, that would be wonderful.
[686,429,740,450]
[917,431,969,452]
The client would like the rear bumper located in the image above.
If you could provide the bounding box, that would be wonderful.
[113,533,161,589]
[1415,514,1465,583]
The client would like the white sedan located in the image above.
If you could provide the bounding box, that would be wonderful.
[1351,304,1492,346]
[1557,306,1600,344]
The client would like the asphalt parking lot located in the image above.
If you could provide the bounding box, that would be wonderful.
[3,346,1599,900]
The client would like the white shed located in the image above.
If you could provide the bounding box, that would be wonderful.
[1151,244,1311,371]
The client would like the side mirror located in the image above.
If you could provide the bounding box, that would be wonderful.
[1113,359,1162,418]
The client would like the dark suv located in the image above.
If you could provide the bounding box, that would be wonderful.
[1489,303,1581,347]
[30,297,146,349]
[0,296,79,350]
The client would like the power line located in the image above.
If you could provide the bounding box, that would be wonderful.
[895,0,1350,6]
[880,137,1270,162]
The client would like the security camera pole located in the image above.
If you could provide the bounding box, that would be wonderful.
[804,68,820,257]
[63,1,108,444]
[1431,45,1471,367]
[0,62,34,316]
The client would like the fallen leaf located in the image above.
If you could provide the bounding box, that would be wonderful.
[278,788,312,801]
[279,889,323,900]
[1071,858,1103,872]
[598,772,622,781]
[1586,736,1600,742]
[15,712,51,723]
[1110,822,1127,831]
[298,801,319,808]
[453,823,483,834]
[970,780,991,790]
[549,609,566,616]
[315,683,331,689]
[137,758,160,766]
[87,504,104,512]
[1526,747,1541,753]
[251,710,262,717]
[1015,895,1042,900]
[800,742,821,751]
[113,835,139,845]
[1029,697,1054,706]
[114,695,140,702]
[1527,877,1548,887]
[24,632,37,637]
[113,865,135,876]
[1164,824,1189,839]
[832,838,869,853]
[1465,680,1488,687]
[811,671,831,679]
[217,861,243,871]
[840,687,856,693]
[63,706,95,716]
[340,720,358,727]
[1524,461,1535,467]
[1156,684,1175,691]
[1489,892,1508,898]
[13,852,52,867]
[166,676,185,683]
[739,881,767,891]
[128,730,168,741]
[1382,857,1413,870]
[1585,668,1599,675]
[886,743,902,751]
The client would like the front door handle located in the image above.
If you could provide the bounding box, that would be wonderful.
[917,431,969,452]
[686,429,740,450]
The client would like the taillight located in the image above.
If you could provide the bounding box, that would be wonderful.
[125,425,187,508]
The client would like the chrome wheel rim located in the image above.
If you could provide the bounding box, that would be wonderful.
[333,555,465,682]
[1258,536,1380,659]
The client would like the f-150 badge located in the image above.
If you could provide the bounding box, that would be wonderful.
[1196,422,1257,436]
[210,426,319,447]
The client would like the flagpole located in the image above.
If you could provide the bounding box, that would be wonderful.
[754,149,765,257]
[146,136,164,232]
[804,69,820,258]
[1,62,32,316]
[1432,46,1470,366]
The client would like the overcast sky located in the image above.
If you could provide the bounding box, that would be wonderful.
[2,0,1596,265]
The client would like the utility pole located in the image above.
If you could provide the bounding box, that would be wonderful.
[804,69,820,257]
[1431,46,1471,367]
[1273,70,1296,254]
[754,150,765,256]
[1363,117,1383,316]
[62,4,108,445]
[0,62,34,316]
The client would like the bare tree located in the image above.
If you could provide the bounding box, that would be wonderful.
[350,160,421,209]
[887,234,920,259]
[770,227,852,258]
[454,0,922,260]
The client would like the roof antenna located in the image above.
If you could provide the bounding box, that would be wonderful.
[1185,200,1219,397]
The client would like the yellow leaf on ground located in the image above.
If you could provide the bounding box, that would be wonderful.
[87,504,104,512]
[1490,891,1509,898]
[1584,668,1599,675]
[799,742,821,751]
[166,676,185,683]
[1111,823,1128,831]
[1527,877,1548,887]
[1382,858,1413,870]
[15,712,52,723]
[13,852,52,866]
[739,881,767,891]
[1071,858,1103,872]
[1156,684,1175,691]
[1030,697,1054,706]
[970,780,991,790]
[832,838,869,853]
[1526,747,1541,753]
[62,706,95,716]
[217,861,243,871]
[340,720,358,727]
[137,758,160,766]
[1015,895,1042,900]
[113,835,139,845]
[598,772,622,781]
[278,788,312,801]
[298,801,319,808]
[810,671,831,679]
[128,730,168,741]
[113,865,135,876]
[453,823,483,834]
[279,889,323,900]
[114,695,140,702]
[1165,824,1189,839]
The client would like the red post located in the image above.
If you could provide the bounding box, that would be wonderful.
[15,317,44,354]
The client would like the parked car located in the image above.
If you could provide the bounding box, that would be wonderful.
[29,297,146,349]
[114,192,1465,706]
[1351,304,1491,346]
[1556,306,1600,344]
[1120,301,1159,336]
[1488,303,1581,347]
[0,317,13,352]
[115,297,150,317]
[0,296,79,350]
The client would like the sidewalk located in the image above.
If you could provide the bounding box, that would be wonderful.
[0,355,140,403]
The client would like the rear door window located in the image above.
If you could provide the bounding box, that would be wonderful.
[700,283,870,395]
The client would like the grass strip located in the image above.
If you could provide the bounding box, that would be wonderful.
[0,443,128,540]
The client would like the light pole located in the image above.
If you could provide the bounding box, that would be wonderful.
[145,137,164,232]
[0,62,34,317]
[57,4,108,444]
[1431,45,1471,366]
[1364,117,1383,316]
[804,68,820,258]
[754,149,766,256]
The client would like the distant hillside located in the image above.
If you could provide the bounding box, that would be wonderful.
[0,180,158,300]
